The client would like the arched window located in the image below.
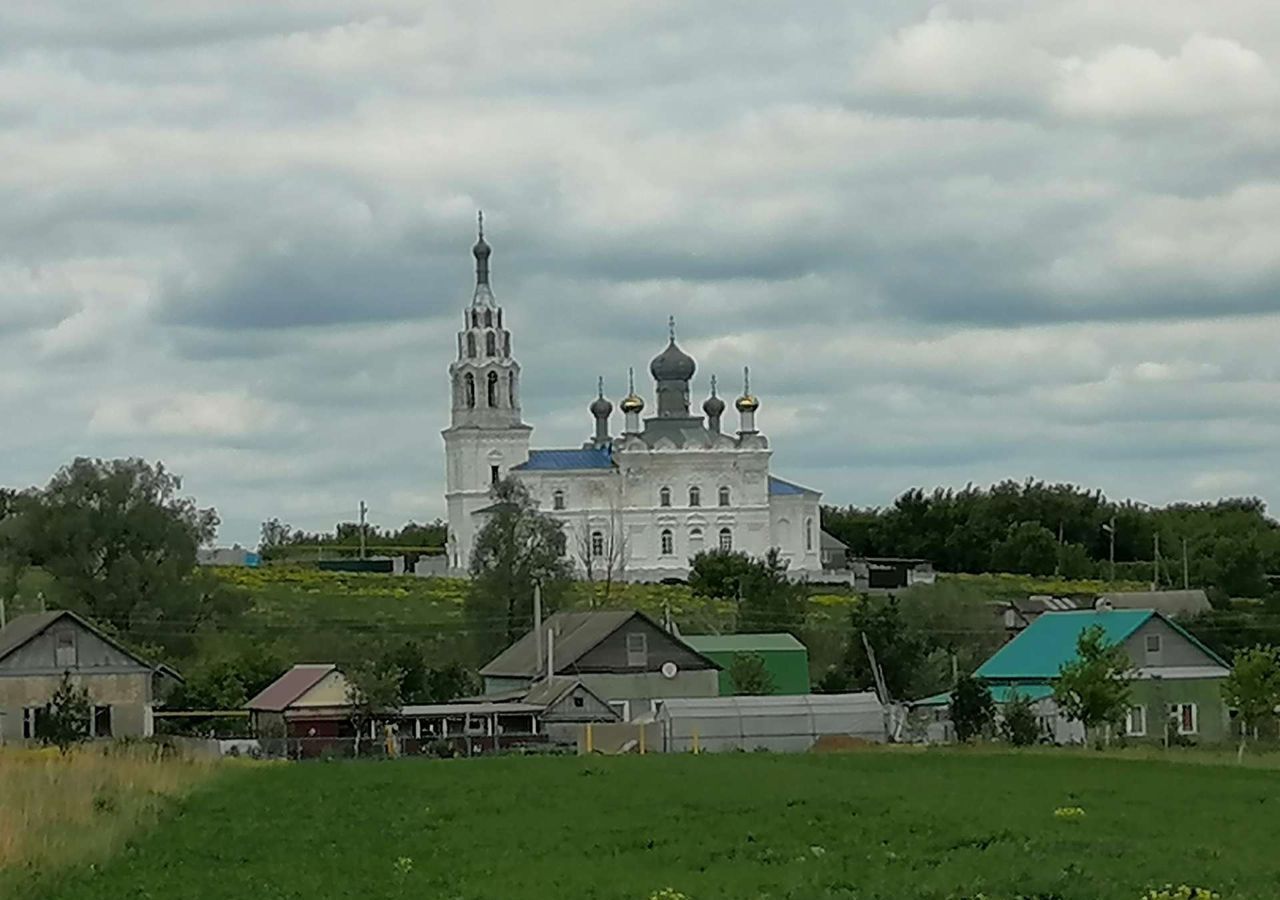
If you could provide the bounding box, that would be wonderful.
[688,486,701,507]
[508,371,515,406]
[689,527,703,543]
[552,490,565,510]
[466,333,477,358]
[487,371,499,407]
[471,310,478,327]
[485,332,497,356]
[718,486,730,507]
[659,486,671,507]
[484,309,493,327]
[464,373,476,408]
[503,333,511,357]
[719,527,733,552]
[660,529,674,556]
[497,310,503,327]
[805,517,814,551]
[590,531,604,557]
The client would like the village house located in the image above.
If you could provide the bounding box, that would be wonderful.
[0,610,179,744]
[480,609,721,720]
[917,608,1231,744]
[999,590,1213,636]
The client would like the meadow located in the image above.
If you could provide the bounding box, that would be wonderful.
[22,750,1280,900]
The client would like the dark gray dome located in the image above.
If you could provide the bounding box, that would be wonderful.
[703,394,726,417]
[590,395,613,418]
[472,235,491,261]
[650,340,696,382]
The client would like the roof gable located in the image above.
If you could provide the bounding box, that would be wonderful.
[0,610,158,672]
[976,610,1155,680]
[245,664,338,711]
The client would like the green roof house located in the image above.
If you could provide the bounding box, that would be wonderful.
[916,609,1231,745]
[683,634,810,696]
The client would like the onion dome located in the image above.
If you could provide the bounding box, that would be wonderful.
[620,392,645,413]
[590,377,613,418]
[736,365,759,412]
[650,317,696,382]
[703,374,725,417]
[472,210,491,286]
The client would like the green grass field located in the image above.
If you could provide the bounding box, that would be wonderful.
[25,751,1280,900]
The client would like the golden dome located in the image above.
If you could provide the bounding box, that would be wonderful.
[735,393,759,413]
[620,393,645,413]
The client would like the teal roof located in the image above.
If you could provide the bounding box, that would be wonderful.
[915,683,1055,708]
[684,633,806,653]
[976,610,1156,680]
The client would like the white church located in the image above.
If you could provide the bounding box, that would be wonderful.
[443,220,823,581]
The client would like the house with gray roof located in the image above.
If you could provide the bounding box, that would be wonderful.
[481,609,721,719]
[0,610,179,744]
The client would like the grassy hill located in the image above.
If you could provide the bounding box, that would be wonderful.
[23,750,1280,900]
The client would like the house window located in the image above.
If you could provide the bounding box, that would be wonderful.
[591,531,604,558]
[490,465,500,485]
[573,695,585,708]
[690,527,703,540]
[718,486,730,507]
[719,527,733,552]
[1125,705,1146,737]
[659,486,671,507]
[805,517,814,552]
[465,373,476,408]
[660,529,674,556]
[55,632,76,668]
[22,707,43,740]
[552,490,565,510]
[487,371,499,407]
[486,331,497,356]
[689,486,701,507]
[626,632,648,667]
[1145,633,1162,663]
[466,332,477,357]
[1169,703,1198,735]
[93,705,112,739]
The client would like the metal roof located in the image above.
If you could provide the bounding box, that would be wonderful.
[684,633,806,654]
[658,692,882,717]
[914,683,1056,708]
[976,610,1153,680]
[768,476,817,496]
[0,610,160,673]
[244,664,337,712]
[1097,590,1212,617]
[400,702,544,716]
[512,448,614,471]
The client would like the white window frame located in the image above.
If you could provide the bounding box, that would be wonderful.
[718,486,730,507]
[659,486,671,507]
[590,530,604,558]
[1125,704,1146,737]
[22,706,41,740]
[660,529,674,557]
[718,527,733,552]
[1168,702,1198,735]
[688,486,701,507]
[608,700,630,721]
[625,632,648,667]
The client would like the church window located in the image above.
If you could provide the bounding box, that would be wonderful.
[659,486,671,507]
[466,333,476,358]
[487,371,499,407]
[464,373,476,408]
[471,310,478,327]
[660,529,674,556]
[498,309,503,327]
[689,527,703,539]
[504,333,511,357]
[688,486,701,507]
[591,531,604,558]
[553,490,565,510]
[508,371,515,406]
[484,309,493,327]
[486,331,497,356]
[490,465,500,485]
[805,517,814,551]
[718,527,733,552]
[718,486,730,507]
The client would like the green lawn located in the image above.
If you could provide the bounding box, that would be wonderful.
[27,751,1280,900]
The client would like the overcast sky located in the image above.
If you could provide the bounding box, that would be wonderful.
[3,1,1278,546]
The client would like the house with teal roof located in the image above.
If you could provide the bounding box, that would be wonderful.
[916,609,1231,744]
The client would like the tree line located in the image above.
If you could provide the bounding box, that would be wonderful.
[823,479,1280,600]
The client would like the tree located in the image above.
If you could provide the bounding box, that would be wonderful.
[991,521,1059,576]
[1053,625,1132,746]
[1000,689,1041,746]
[345,662,403,757]
[572,500,629,604]
[1221,646,1280,762]
[727,652,775,695]
[467,478,573,660]
[39,672,92,753]
[737,549,807,636]
[840,594,927,699]
[688,549,756,599]
[14,459,219,635]
[950,674,994,742]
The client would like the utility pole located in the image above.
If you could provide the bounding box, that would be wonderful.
[1054,520,1064,576]
[0,593,6,629]
[1182,537,1190,590]
[1152,532,1161,591]
[358,500,368,560]
[1102,517,1116,583]
[533,582,543,674]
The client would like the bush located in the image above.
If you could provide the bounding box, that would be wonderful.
[1000,690,1041,746]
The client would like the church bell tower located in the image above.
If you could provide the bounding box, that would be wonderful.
[442,214,532,574]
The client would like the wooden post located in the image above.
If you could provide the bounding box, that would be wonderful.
[639,723,646,755]
[692,728,700,755]
[585,722,594,754]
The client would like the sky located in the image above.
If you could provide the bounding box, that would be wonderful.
[2,1,1279,547]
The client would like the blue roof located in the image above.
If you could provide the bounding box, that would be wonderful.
[513,448,614,471]
[768,476,817,496]
[976,610,1157,681]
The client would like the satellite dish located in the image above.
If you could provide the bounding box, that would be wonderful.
[660,661,679,679]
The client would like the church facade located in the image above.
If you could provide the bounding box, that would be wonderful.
[442,222,823,581]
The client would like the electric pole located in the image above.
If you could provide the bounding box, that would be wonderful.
[1152,531,1160,591]
[1182,537,1190,589]
[1102,516,1116,583]
[358,500,368,560]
